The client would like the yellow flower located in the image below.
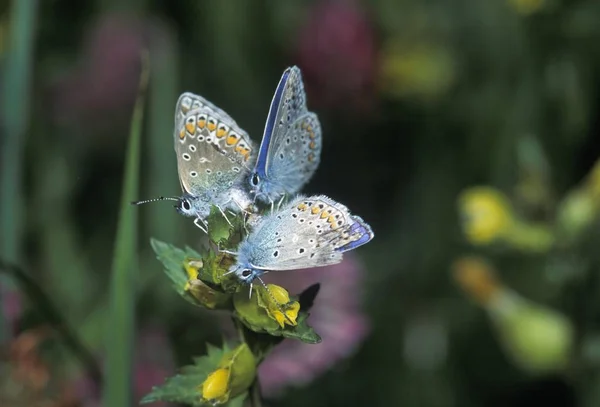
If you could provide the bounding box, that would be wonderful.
[182,257,231,309]
[200,343,257,405]
[183,258,203,290]
[260,284,300,328]
[201,368,230,404]
[458,187,514,244]
[233,284,300,332]
[508,0,545,16]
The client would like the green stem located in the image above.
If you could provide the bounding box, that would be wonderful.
[0,0,38,345]
[102,51,149,407]
[249,378,263,407]
[0,259,102,384]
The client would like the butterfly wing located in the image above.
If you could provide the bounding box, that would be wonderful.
[174,104,255,199]
[265,112,322,197]
[254,67,318,194]
[237,195,374,271]
[174,92,240,131]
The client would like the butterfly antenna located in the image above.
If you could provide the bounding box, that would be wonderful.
[131,196,178,205]
[256,276,294,325]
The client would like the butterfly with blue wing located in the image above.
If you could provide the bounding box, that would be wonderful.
[223,195,374,294]
[132,93,256,232]
[248,66,322,208]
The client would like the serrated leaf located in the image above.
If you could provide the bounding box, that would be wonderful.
[141,343,253,407]
[150,239,231,308]
[150,238,196,294]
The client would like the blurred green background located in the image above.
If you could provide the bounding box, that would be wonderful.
[4,0,600,406]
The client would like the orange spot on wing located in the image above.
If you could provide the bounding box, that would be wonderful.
[309,130,316,140]
[309,141,317,149]
[308,153,315,162]
[198,118,206,129]
[297,203,307,211]
[217,127,228,138]
[179,129,185,139]
[185,122,196,134]
[311,206,320,215]
[207,120,217,132]
[320,209,331,219]
[226,134,239,146]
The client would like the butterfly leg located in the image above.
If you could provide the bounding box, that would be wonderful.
[194,217,208,233]
[216,205,234,227]
[256,276,294,325]
[276,195,286,211]
[217,242,238,256]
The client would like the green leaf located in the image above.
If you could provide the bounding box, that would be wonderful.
[141,343,250,407]
[206,206,234,245]
[151,238,200,297]
[151,239,233,309]
[102,52,149,407]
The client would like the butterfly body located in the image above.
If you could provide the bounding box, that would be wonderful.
[229,195,374,283]
[249,67,322,205]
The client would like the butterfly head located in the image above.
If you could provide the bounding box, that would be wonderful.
[248,171,286,205]
[175,193,210,219]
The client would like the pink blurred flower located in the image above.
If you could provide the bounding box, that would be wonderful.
[50,13,172,147]
[256,254,370,398]
[1,284,22,335]
[296,0,377,113]
[133,326,176,406]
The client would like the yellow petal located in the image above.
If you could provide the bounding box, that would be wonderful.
[201,368,230,404]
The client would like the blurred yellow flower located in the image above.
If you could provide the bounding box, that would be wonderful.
[379,40,455,101]
[453,256,574,374]
[508,0,545,15]
[261,284,300,328]
[452,256,501,305]
[458,187,514,244]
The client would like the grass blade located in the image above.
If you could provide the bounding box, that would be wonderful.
[0,0,38,345]
[102,51,150,407]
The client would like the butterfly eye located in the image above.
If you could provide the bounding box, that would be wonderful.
[241,269,252,278]
[182,200,191,211]
[250,173,260,186]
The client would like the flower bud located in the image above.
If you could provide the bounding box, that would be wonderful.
[200,343,257,405]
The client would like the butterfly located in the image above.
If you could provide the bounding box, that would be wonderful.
[223,195,374,292]
[248,66,322,207]
[133,92,256,232]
